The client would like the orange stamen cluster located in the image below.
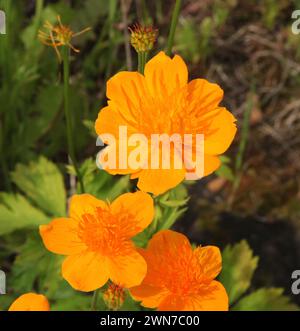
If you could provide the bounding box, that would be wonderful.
[77,207,135,256]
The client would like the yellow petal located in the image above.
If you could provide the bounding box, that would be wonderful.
[95,105,137,140]
[158,281,228,311]
[130,284,169,309]
[186,78,224,114]
[39,218,85,255]
[111,191,154,235]
[137,167,186,195]
[144,51,188,98]
[69,194,107,221]
[194,246,222,280]
[106,71,147,121]
[9,293,50,311]
[204,107,237,155]
[62,251,109,292]
[187,281,228,311]
[204,154,221,176]
[108,249,147,288]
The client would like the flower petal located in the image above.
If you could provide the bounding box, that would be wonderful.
[108,249,147,288]
[158,295,186,311]
[39,218,85,255]
[62,251,109,292]
[106,71,147,120]
[137,167,186,195]
[204,154,221,176]
[9,293,50,311]
[111,191,154,235]
[204,107,237,155]
[194,246,222,281]
[144,51,188,98]
[158,281,228,311]
[188,281,228,311]
[69,194,107,221]
[95,138,141,175]
[130,284,169,309]
[148,230,192,254]
[95,105,138,140]
[186,78,224,114]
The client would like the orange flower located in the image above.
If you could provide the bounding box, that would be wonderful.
[95,51,237,195]
[130,230,228,311]
[40,192,154,292]
[9,293,50,311]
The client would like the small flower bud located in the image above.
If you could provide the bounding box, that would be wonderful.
[129,23,158,53]
[103,283,126,311]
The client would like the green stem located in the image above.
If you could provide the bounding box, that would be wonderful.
[91,289,100,311]
[166,0,182,56]
[227,82,255,208]
[34,0,44,32]
[138,51,147,74]
[62,47,85,193]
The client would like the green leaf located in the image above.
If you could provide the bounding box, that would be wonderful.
[0,193,49,235]
[216,163,235,181]
[10,233,91,311]
[31,85,63,139]
[72,158,130,201]
[11,156,66,216]
[21,7,57,52]
[232,288,299,311]
[219,240,259,305]
[10,233,62,294]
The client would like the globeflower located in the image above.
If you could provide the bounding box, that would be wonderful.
[95,51,237,195]
[40,192,154,292]
[130,230,228,311]
[8,293,50,311]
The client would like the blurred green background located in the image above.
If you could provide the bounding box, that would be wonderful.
[0,0,300,310]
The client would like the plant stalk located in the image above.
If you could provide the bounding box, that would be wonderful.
[62,46,85,193]
[91,289,100,311]
[166,0,182,56]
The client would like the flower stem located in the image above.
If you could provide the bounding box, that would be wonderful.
[91,289,100,311]
[62,46,85,193]
[166,0,182,56]
[138,51,147,74]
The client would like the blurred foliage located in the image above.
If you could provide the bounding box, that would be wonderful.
[220,241,299,311]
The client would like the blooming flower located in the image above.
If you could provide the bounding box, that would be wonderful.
[130,230,228,311]
[95,51,237,195]
[9,293,50,311]
[38,15,91,62]
[40,192,154,292]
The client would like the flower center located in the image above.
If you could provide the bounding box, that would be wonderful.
[151,248,204,296]
[78,207,133,256]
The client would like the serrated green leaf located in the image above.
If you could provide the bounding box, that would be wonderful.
[219,240,259,305]
[10,233,63,294]
[11,156,66,216]
[0,193,49,235]
[232,288,299,311]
